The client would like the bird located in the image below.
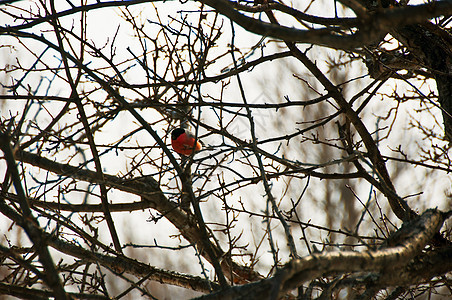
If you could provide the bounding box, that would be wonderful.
[171,128,202,156]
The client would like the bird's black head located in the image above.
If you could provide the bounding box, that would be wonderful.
[171,128,185,140]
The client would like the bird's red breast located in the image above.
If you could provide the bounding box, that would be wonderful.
[171,128,202,156]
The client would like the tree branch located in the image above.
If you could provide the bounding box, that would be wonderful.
[15,149,262,285]
[194,209,449,299]
[0,133,69,299]
[199,0,452,50]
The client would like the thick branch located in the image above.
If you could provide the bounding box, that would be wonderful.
[195,209,449,299]
[199,0,452,50]
[0,282,108,300]
[275,209,446,294]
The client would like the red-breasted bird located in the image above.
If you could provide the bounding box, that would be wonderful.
[171,128,202,156]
